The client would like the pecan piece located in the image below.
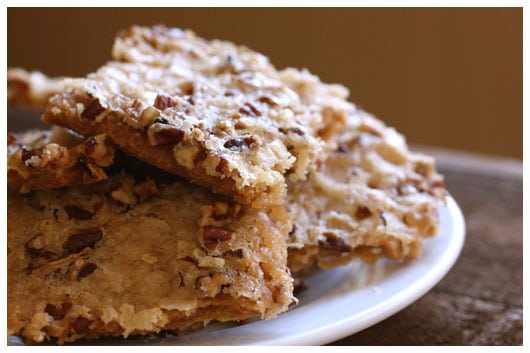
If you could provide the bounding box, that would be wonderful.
[81,99,105,120]
[25,234,58,260]
[211,202,242,221]
[201,226,234,252]
[150,126,184,145]
[223,136,256,150]
[215,156,230,174]
[319,232,352,253]
[72,317,92,334]
[280,127,305,136]
[45,303,72,320]
[154,94,177,110]
[355,206,372,220]
[64,205,93,220]
[77,262,97,280]
[239,102,261,117]
[20,147,39,162]
[223,249,243,259]
[258,96,278,106]
[64,227,103,254]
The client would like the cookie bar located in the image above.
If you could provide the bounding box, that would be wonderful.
[8,68,65,109]
[43,26,329,208]
[8,127,115,193]
[8,171,295,344]
[287,108,446,274]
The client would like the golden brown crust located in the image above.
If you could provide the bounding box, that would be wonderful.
[8,172,295,344]
[287,108,446,274]
[7,128,115,193]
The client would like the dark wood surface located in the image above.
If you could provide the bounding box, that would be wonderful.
[331,147,523,346]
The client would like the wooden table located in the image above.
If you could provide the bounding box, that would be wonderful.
[331,147,523,345]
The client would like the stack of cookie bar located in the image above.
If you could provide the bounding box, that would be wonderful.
[7,26,445,344]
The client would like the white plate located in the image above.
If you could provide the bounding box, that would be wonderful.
[8,195,465,346]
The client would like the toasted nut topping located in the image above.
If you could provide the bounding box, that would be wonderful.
[319,232,352,253]
[280,127,305,136]
[20,147,38,162]
[258,96,278,106]
[24,234,58,260]
[202,226,234,241]
[211,202,242,220]
[201,226,233,252]
[44,303,72,320]
[77,262,97,280]
[223,249,243,259]
[72,317,91,334]
[355,206,372,220]
[64,227,103,253]
[223,136,256,150]
[81,99,105,120]
[64,205,93,220]
[154,94,178,110]
[150,126,185,145]
[239,102,261,117]
[215,156,230,174]
[140,106,161,126]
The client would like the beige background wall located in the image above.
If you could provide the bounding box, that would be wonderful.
[7,7,522,159]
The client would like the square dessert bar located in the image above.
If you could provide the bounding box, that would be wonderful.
[287,108,446,274]
[43,26,329,208]
[8,171,295,344]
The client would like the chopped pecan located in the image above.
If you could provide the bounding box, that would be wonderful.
[239,102,261,117]
[202,226,234,241]
[258,96,278,106]
[25,234,58,260]
[139,107,160,126]
[201,226,234,252]
[211,202,242,221]
[154,94,178,110]
[64,205,93,220]
[64,227,103,254]
[77,262,97,280]
[179,81,194,95]
[223,249,243,259]
[44,303,72,320]
[280,127,305,136]
[150,126,184,145]
[72,317,92,334]
[215,156,230,174]
[80,99,105,120]
[355,206,372,220]
[319,232,352,252]
[223,136,256,150]
[20,147,38,162]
